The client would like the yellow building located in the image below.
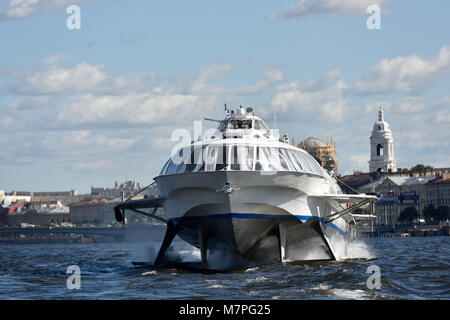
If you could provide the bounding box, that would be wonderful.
[298,136,338,175]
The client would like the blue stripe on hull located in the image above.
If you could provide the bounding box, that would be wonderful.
[168,212,346,235]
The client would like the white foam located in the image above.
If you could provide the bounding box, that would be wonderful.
[329,288,370,300]
[312,283,332,291]
[245,276,268,284]
[244,266,260,273]
[205,281,225,289]
[342,240,376,260]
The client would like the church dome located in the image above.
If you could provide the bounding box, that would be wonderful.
[301,136,328,148]
[298,136,338,174]
[369,104,396,173]
[372,106,391,133]
[373,120,391,132]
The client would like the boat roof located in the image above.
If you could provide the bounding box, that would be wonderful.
[188,105,306,152]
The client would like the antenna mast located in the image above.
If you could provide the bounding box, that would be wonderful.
[272,110,278,130]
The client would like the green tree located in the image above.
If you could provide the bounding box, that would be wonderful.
[436,206,450,222]
[423,204,437,223]
[410,164,434,173]
[398,207,419,224]
[423,205,450,223]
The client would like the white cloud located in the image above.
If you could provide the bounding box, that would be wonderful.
[0,129,137,167]
[268,0,393,20]
[0,0,86,21]
[1,56,286,132]
[56,93,213,126]
[0,56,287,176]
[268,70,349,123]
[1,52,449,180]
[435,110,450,124]
[0,115,15,128]
[1,0,41,20]
[13,62,107,95]
[187,62,285,95]
[355,46,450,95]
[42,53,71,65]
[39,130,136,156]
[72,160,117,172]
[3,57,284,98]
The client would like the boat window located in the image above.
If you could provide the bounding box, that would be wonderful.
[254,147,262,170]
[292,150,310,172]
[286,149,303,172]
[267,148,285,171]
[183,146,197,173]
[278,148,295,171]
[305,153,324,175]
[160,159,171,175]
[274,148,289,170]
[262,147,278,170]
[294,150,323,176]
[230,145,240,170]
[165,159,178,175]
[204,146,218,171]
[228,120,252,130]
[254,120,269,131]
[176,159,186,174]
[160,145,324,176]
[307,155,325,175]
[293,150,313,172]
[193,146,206,172]
[215,145,227,171]
[217,121,228,131]
[243,145,255,170]
[254,147,269,170]
[165,148,183,175]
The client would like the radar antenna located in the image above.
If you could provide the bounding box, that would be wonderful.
[272,110,278,130]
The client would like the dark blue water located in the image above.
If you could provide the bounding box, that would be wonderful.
[0,235,448,299]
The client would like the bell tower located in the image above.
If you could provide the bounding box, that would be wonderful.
[369,104,396,173]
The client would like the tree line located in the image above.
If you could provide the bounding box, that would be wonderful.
[399,164,434,174]
[398,205,450,224]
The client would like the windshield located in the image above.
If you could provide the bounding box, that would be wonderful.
[254,120,269,131]
[160,145,325,176]
[218,119,252,131]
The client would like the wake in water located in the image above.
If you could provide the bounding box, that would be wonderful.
[342,239,376,260]
[128,236,376,272]
[129,239,260,272]
[129,240,200,264]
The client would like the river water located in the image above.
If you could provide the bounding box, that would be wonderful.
[0,234,448,300]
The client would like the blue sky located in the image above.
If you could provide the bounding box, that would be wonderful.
[0,0,449,193]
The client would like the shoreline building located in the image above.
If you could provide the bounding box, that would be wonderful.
[336,105,449,230]
[369,105,396,173]
[69,199,108,225]
[339,171,449,229]
[357,174,436,227]
[298,137,338,175]
[6,201,70,227]
[0,190,31,205]
[1,189,89,207]
[30,189,87,206]
[91,180,146,200]
[426,175,450,208]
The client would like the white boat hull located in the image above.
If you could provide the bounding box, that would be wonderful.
[154,170,348,265]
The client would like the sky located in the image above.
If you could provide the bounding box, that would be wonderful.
[0,0,449,194]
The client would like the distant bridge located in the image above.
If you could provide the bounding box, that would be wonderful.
[0,224,166,242]
[0,227,125,236]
